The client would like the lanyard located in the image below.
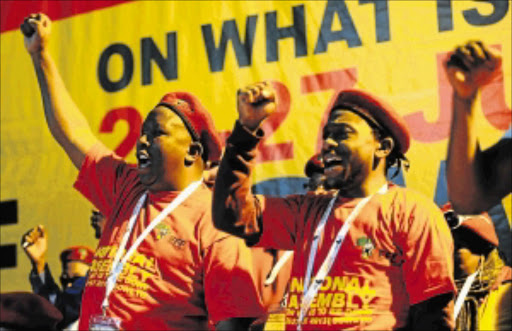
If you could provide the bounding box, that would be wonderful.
[101,179,203,315]
[453,271,479,320]
[298,184,388,330]
[265,250,294,286]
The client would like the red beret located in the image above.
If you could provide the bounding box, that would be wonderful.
[441,203,499,247]
[60,246,95,265]
[0,292,63,330]
[331,89,410,154]
[304,154,324,178]
[157,92,223,165]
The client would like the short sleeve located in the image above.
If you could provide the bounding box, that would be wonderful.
[203,235,265,323]
[256,195,304,250]
[73,142,134,218]
[398,192,456,305]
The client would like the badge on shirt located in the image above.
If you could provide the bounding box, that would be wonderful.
[89,315,122,330]
[357,236,375,259]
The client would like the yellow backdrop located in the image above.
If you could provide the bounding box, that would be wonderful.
[1,0,511,293]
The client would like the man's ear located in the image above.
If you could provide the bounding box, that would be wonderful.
[375,137,394,158]
[184,141,204,166]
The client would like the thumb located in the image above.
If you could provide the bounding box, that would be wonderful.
[446,65,467,85]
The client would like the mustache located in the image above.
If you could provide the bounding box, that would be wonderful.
[341,161,352,183]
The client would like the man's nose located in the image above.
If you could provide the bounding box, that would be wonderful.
[322,137,337,150]
[138,134,149,147]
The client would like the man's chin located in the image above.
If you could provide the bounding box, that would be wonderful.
[324,175,350,190]
[137,171,158,189]
[324,167,352,189]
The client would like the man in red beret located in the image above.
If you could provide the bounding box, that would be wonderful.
[21,225,93,330]
[22,13,264,330]
[441,203,509,331]
[213,81,456,330]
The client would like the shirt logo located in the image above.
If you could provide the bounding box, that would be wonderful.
[379,246,405,267]
[154,224,187,249]
[155,223,170,240]
[356,236,375,259]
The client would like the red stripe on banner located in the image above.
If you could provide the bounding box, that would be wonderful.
[1,0,131,33]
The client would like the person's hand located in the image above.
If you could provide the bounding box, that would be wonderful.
[20,13,52,55]
[445,41,501,99]
[21,225,48,274]
[237,81,277,131]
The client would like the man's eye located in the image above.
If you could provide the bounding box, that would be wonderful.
[336,131,349,139]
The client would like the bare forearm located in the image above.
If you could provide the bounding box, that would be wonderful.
[444,41,506,213]
[446,93,483,213]
[31,50,97,169]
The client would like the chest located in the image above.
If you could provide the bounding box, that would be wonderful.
[293,202,405,277]
[98,203,203,280]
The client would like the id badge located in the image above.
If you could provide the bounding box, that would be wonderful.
[89,315,122,330]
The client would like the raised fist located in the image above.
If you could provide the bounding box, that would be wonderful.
[20,13,52,54]
[21,225,48,273]
[237,81,277,131]
[445,41,501,99]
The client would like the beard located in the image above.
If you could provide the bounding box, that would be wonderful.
[324,158,367,194]
[324,162,350,189]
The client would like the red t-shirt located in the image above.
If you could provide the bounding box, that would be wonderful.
[250,248,293,312]
[75,143,264,330]
[256,185,456,330]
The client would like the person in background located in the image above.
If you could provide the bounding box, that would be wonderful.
[22,13,264,330]
[442,203,510,331]
[213,81,456,330]
[445,40,511,331]
[445,40,510,215]
[21,225,94,330]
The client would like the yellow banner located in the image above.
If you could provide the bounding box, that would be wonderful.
[1,0,511,292]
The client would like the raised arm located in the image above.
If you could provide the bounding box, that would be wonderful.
[212,82,276,241]
[21,13,99,169]
[445,41,511,214]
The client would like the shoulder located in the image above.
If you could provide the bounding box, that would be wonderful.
[190,185,229,243]
[385,184,443,215]
[81,142,137,178]
[378,185,446,236]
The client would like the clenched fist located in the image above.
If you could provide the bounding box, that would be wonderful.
[237,81,277,131]
[445,41,501,99]
[21,225,48,274]
[20,13,52,55]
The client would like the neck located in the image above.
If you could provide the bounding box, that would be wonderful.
[341,173,388,198]
[148,168,203,193]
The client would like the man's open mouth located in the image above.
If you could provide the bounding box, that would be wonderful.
[137,152,152,169]
[323,154,343,169]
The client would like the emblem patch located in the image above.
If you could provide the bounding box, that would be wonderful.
[356,236,375,258]
[155,223,170,240]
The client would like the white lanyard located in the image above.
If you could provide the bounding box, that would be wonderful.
[264,250,294,286]
[453,271,479,320]
[101,179,203,314]
[298,184,388,330]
